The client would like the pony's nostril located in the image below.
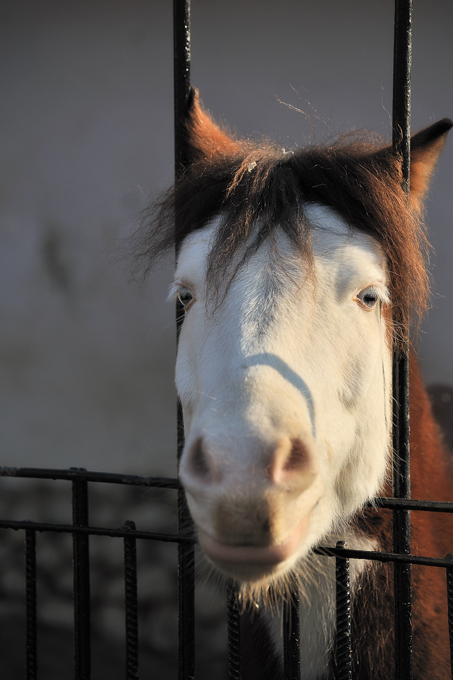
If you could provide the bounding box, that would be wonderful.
[283,437,310,472]
[268,436,313,487]
[187,437,212,481]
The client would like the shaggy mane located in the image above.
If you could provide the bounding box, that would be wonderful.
[133,111,431,331]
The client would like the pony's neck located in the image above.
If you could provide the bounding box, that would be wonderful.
[409,352,452,502]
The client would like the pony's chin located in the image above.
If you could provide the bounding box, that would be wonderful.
[198,516,310,582]
[208,558,289,582]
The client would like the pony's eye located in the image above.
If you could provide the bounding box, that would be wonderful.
[177,286,194,309]
[356,286,379,309]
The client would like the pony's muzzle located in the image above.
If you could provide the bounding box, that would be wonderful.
[197,512,312,580]
[182,434,316,490]
[179,432,323,579]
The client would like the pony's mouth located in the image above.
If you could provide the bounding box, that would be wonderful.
[198,515,310,580]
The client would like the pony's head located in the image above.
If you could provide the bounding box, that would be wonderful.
[140,91,451,591]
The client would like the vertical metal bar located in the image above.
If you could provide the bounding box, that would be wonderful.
[226,579,242,680]
[446,554,453,678]
[335,542,352,680]
[174,3,195,680]
[123,521,139,680]
[174,0,192,177]
[25,529,37,680]
[392,2,413,679]
[392,0,412,192]
[283,595,301,680]
[177,493,195,680]
[72,472,91,680]
[392,339,412,674]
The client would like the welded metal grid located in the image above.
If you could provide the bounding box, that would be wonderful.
[1,466,453,680]
[0,467,186,680]
[1,1,452,679]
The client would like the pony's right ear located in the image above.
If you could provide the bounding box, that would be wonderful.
[409,118,452,212]
[183,88,242,163]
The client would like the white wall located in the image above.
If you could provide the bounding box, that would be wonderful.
[1,0,452,473]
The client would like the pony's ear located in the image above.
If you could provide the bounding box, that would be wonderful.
[184,88,242,163]
[409,118,452,212]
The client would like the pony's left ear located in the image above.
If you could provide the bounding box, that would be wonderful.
[409,118,452,211]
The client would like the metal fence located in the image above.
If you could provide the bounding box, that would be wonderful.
[1,1,453,679]
[1,465,453,680]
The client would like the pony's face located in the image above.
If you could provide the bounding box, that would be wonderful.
[174,204,391,584]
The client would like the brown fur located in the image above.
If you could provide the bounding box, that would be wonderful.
[344,357,453,679]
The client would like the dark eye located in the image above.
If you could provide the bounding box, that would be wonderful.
[177,286,194,309]
[356,286,379,309]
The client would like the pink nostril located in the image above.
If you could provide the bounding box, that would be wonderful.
[284,438,310,472]
[269,437,311,485]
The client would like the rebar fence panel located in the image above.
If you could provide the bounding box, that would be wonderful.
[0,466,192,680]
[1,467,453,678]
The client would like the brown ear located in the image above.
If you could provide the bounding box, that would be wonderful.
[184,88,242,163]
[409,118,452,212]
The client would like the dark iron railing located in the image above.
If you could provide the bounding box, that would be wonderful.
[0,1,451,679]
[0,467,185,680]
[1,466,453,679]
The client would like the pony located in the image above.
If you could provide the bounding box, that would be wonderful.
[137,89,453,678]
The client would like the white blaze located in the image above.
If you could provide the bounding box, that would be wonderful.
[172,204,391,583]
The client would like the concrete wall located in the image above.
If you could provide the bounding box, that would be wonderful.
[1,0,452,474]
